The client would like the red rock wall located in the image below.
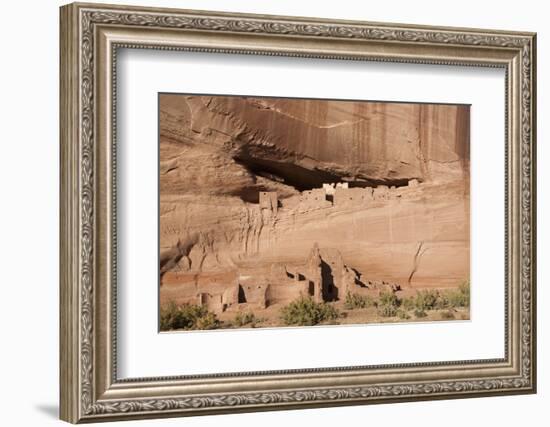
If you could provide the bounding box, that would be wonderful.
[159,94,470,290]
[160,94,469,189]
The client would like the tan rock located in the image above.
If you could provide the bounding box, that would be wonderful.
[158,94,470,316]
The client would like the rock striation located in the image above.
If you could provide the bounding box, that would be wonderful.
[159,94,470,312]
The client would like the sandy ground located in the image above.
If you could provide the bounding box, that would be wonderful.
[211,293,470,330]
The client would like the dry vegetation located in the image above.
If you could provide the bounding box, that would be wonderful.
[160,281,470,331]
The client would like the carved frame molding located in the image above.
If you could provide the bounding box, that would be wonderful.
[60,2,536,423]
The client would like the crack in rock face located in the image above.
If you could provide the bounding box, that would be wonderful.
[158,94,471,326]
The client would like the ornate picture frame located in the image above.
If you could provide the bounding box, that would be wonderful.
[60,2,536,423]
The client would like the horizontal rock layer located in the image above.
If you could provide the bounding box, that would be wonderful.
[159,94,470,292]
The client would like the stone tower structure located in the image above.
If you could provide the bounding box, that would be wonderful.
[259,191,278,215]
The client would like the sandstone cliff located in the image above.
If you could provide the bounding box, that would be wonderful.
[159,94,470,298]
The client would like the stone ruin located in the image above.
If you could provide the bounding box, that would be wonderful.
[164,181,421,314]
[165,243,397,314]
[259,191,278,216]
[259,179,421,215]
[323,182,348,195]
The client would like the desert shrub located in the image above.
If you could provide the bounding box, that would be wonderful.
[234,312,258,327]
[446,280,470,308]
[401,296,416,311]
[440,310,456,320]
[460,280,470,295]
[396,309,411,320]
[160,302,181,331]
[414,309,427,318]
[434,293,450,310]
[378,290,400,308]
[280,296,340,326]
[377,290,401,317]
[378,304,397,318]
[160,302,219,331]
[344,292,375,310]
[414,289,440,311]
[195,311,219,330]
[378,305,397,317]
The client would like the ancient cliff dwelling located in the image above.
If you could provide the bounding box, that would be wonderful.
[159,93,471,330]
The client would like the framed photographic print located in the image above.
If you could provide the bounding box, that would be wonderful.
[60,2,537,423]
[158,94,472,330]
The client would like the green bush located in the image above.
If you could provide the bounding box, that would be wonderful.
[410,281,470,312]
[414,289,440,311]
[160,302,219,331]
[344,292,375,310]
[401,296,416,311]
[434,293,450,310]
[378,304,397,318]
[378,290,400,308]
[195,311,219,330]
[160,302,181,331]
[234,312,258,327]
[377,290,401,317]
[280,296,340,326]
[446,280,470,308]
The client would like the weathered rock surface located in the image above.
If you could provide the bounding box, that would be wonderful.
[160,94,469,193]
[159,94,470,310]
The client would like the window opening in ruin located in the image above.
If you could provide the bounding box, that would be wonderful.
[238,285,247,303]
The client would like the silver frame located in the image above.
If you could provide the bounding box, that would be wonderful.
[60,2,536,423]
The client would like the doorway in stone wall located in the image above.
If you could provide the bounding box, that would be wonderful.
[321,260,338,301]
